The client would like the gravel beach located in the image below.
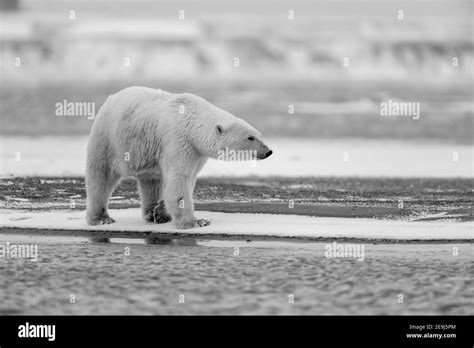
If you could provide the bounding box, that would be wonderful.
[0,235,472,315]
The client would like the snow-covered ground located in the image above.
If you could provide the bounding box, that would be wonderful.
[2,208,473,241]
[1,136,472,178]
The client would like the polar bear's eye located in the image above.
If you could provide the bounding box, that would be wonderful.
[248,136,255,141]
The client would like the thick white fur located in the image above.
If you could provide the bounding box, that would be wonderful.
[85,86,271,229]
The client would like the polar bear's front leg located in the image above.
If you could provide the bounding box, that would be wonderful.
[162,171,210,229]
[85,165,121,225]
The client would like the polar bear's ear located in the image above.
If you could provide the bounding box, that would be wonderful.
[216,124,225,135]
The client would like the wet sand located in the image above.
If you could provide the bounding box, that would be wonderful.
[0,235,472,315]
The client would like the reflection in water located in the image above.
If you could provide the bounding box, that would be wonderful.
[90,236,111,244]
[145,237,198,246]
[87,235,198,246]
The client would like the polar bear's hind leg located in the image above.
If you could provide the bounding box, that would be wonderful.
[137,176,172,223]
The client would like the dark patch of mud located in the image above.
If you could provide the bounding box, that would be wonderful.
[0,176,472,221]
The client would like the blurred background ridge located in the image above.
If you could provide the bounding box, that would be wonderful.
[1,0,473,82]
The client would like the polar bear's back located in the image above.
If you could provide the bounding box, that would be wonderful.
[107,86,175,116]
[93,86,177,134]
[113,86,174,101]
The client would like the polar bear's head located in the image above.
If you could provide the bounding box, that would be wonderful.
[174,93,272,161]
[214,120,273,161]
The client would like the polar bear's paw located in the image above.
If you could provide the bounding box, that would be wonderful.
[154,214,172,224]
[97,216,115,225]
[196,219,211,227]
[86,208,115,225]
[152,201,172,224]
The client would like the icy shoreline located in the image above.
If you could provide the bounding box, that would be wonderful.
[1,208,473,241]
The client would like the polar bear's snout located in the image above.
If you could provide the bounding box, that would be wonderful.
[256,141,273,160]
[257,149,273,160]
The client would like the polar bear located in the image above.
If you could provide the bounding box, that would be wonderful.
[85,86,273,229]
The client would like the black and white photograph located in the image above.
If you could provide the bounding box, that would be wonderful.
[0,0,473,346]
